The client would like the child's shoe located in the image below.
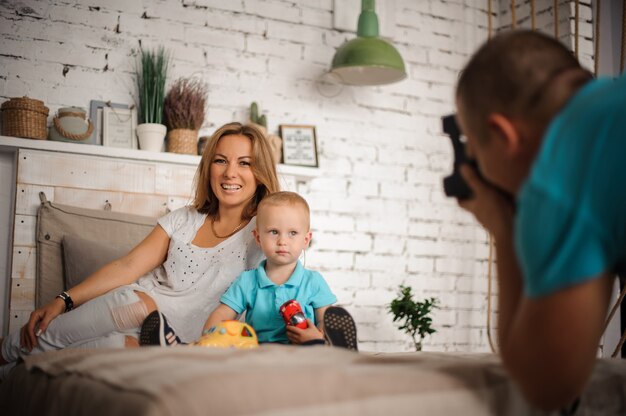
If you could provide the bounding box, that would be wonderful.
[140,311,182,346]
[323,306,358,351]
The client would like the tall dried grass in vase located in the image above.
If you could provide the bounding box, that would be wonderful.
[164,77,208,154]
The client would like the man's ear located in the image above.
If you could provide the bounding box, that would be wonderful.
[252,229,261,246]
[487,113,522,156]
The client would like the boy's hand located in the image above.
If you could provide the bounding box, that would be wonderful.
[286,320,324,344]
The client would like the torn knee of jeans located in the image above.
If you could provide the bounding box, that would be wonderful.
[111,301,149,330]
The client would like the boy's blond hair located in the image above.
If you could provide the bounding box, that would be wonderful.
[257,191,310,229]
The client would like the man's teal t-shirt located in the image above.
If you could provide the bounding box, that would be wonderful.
[515,74,626,298]
[220,260,337,343]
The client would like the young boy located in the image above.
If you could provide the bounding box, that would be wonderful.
[203,191,354,347]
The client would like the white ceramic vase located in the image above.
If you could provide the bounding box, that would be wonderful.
[136,123,166,152]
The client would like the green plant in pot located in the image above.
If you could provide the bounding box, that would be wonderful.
[164,77,208,155]
[136,46,170,152]
[248,101,281,163]
[388,285,439,351]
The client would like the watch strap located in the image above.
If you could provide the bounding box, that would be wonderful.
[56,291,74,313]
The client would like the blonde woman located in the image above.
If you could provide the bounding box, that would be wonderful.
[1,122,279,378]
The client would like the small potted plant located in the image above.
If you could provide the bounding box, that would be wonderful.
[388,285,439,351]
[164,77,208,154]
[248,101,281,164]
[135,46,170,152]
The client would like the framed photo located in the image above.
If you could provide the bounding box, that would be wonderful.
[89,100,129,145]
[279,125,318,167]
[102,106,138,149]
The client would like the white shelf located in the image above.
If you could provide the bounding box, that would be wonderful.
[0,135,319,182]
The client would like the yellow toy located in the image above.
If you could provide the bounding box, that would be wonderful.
[193,320,258,349]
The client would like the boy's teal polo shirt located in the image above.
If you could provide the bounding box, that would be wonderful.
[516,74,626,297]
[220,260,337,344]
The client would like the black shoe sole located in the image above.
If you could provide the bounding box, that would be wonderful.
[140,310,162,346]
[324,306,358,351]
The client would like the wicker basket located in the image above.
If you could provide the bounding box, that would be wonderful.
[167,128,198,154]
[1,97,49,140]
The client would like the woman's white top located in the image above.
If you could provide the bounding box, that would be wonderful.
[130,206,263,342]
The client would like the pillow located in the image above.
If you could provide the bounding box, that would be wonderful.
[62,235,131,289]
[37,200,157,307]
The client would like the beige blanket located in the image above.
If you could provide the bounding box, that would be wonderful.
[3,346,626,416]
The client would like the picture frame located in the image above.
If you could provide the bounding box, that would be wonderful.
[102,106,138,149]
[88,100,129,145]
[279,124,318,167]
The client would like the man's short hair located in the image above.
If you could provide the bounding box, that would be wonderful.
[456,30,581,143]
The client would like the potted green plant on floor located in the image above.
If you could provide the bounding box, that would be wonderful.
[389,285,439,351]
[136,46,170,152]
[164,77,208,154]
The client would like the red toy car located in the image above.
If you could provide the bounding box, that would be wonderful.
[280,299,308,329]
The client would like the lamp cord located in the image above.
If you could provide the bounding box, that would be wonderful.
[594,0,601,75]
[575,0,580,58]
[487,0,493,39]
[486,233,497,353]
[484,0,497,355]
[511,0,516,29]
[554,0,559,39]
[622,0,626,73]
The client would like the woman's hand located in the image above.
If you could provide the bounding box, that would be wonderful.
[286,320,324,344]
[20,297,65,351]
[458,164,515,240]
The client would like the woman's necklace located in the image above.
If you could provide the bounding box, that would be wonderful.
[211,217,246,239]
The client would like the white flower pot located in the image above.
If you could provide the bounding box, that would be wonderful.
[136,123,166,152]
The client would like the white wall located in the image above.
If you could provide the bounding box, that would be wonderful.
[0,0,590,352]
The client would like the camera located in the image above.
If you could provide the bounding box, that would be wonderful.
[441,114,479,200]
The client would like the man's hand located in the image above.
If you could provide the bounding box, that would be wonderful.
[458,164,515,239]
[286,320,324,344]
[20,298,65,351]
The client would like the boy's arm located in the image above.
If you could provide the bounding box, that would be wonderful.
[314,306,329,332]
[202,304,238,333]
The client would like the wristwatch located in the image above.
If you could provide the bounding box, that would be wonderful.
[56,291,74,313]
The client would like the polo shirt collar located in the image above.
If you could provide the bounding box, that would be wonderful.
[257,260,304,288]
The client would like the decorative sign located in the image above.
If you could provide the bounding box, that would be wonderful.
[88,100,130,145]
[102,107,137,149]
[279,125,318,167]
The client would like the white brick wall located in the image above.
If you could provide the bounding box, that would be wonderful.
[0,0,592,352]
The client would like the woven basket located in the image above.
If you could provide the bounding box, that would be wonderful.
[167,128,198,154]
[1,97,50,140]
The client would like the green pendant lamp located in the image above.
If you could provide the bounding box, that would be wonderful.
[330,0,406,86]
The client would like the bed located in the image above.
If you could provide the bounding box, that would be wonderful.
[2,346,626,415]
[2,200,626,415]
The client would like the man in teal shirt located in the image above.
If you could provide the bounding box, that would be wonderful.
[455,30,625,411]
